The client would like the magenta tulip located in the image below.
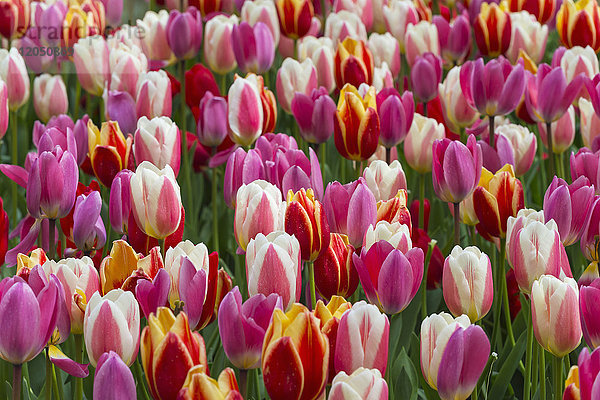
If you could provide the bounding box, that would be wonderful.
[197,91,229,148]
[135,269,170,319]
[291,87,336,144]
[571,148,600,195]
[433,15,471,66]
[106,90,137,135]
[376,87,414,148]
[224,148,265,208]
[166,7,203,60]
[411,53,443,104]
[109,169,133,235]
[231,21,275,74]
[93,351,136,400]
[72,191,106,253]
[580,278,600,349]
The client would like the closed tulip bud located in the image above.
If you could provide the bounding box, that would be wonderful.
[537,106,576,154]
[109,43,148,99]
[376,189,411,228]
[275,0,314,39]
[203,15,238,74]
[334,0,373,30]
[197,92,229,148]
[376,88,414,148]
[178,366,243,400]
[335,302,389,375]
[329,368,388,400]
[560,48,599,102]
[224,148,265,208]
[334,84,380,162]
[88,120,133,187]
[246,231,301,310]
[218,287,283,369]
[433,136,482,204]
[405,21,440,68]
[0,48,29,111]
[411,53,443,104]
[473,3,511,57]
[291,87,336,144]
[580,98,600,148]
[494,124,537,177]
[571,148,600,197]
[314,233,358,299]
[557,0,600,51]
[325,10,368,45]
[368,33,401,78]
[109,169,133,235]
[134,116,181,176]
[235,180,285,252]
[334,38,374,89]
[297,36,335,93]
[33,74,68,124]
[508,0,556,23]
[73,35,110,97]
[579,278,600,349]
[372,63,394,92]
[531,275,582,356]
[404,113,446,174]
[262,304,329,399]
[231,21,275,75]
[141,307,207,400]
[420,313,491,400]
[362,160,407,202]
[228,74,264,147]
[137,10,174,63]
[354,240,423,314]
[241,0,281,46]
[363,220,412,252]
[580,195,600,260]
[433,15,471,66]
[382,0,418,52]
[166,7,203,60]
[438,67,479,133]
[72,192,106,253]
[83,289,140,366]
[135,70,172,120]
[506,12,548,65]
[105,90,136,135]
[164,240,209,305]
[130,161,182,240]
[93,351,136,400]
[443,246,493,322]
[277,58,318,114]
[0,0,29,39]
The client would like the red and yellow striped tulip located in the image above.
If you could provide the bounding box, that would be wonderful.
[507,0,556,24]
[334,37,374,90]
[376,189,412,229]
[275,0,314,39]
[557,0,600,52]
[87,120,133,187]
[314,234,358,299]
[178,366,243,400]
[473,3,512,57]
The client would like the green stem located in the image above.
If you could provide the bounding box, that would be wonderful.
[45,350,52,400]
[12,364,21,400]
[48,219,56,260]
[219,74,227,96]
[308,261,316,310]
[10,110,18,222]
[421,240,436,320]
[419,173,425,230]
[179,59,193,211]
[540,347,546,400]
[253,368,261,399]
[524,298,533,400]
[558,151,565,180]
[500,238,515,346]
[453,202,460,246]
[149,0,155,11]
[546,121,555,179]
[74,79,81,119]
[52,363,63,400]
[74,335,83,400]
[212,161,219,253]
[472,383,478,400]
[160,238,167,259]
[489,115,495,148]
[385,147,391,165]
[239,369,248,399]
[134,359,151,400]
[555,356,564,399]
[532,340,539,391]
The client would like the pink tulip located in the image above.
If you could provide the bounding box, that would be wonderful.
[33,74,68,123]
[245,231,301,310]
[405,21,441,67]
[291,87,336,144]
[325,10,367,45]
[224,148,265,208]
[164,240,209,306]
[228,75,264,147]
[335,302,389,375]
[565,347,600,400]
[383,0,419,51]
[166,7,203,60]
[438,66,480,133]
[276,58,318,114]
[334,0,373,30]
[135,268,170,319]
[0,80,7,139]
[135,70,172,119]
[353,240,424,314]
[433,15,471,66]
[83,289,140,367]
[581,195,600,260]
[231,21,275,75]
[420,313,490,400]
[579,278,600,349]
[137,10,174,63]
[362,160,407,202]
[37,2,67,47]
[297,36,335,93]
[241,0,280,46]
[404,114,446,174]
[72,192,106,253]
[537,105,576,154]
[580,98,600,149]
[197,92,229,148]
[531,275,581,356]
[411,53,443,104]
[506,11,547,65]
[493,124,537,177]
[73,35,110,96]
[109,43,148,99]
[134,116,181,176]
[130,161,182,240]
[218,286,283,369]
[555,46,598,104]
[204,14,239,74]
[106,90,137,135]
[0,48,30,111]
[367,33,401,78]
[571,148,600,196]
[376,88,414,148]
[109,169,133,235]
[93,351,136,400]
[329,368,388,400]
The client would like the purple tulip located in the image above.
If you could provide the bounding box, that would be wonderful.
[73,191,106,253]
[37,1,68,47]
[32,115,77,158]
[231,22,275,74]
[525,64,585,123]
[433,14,471,65]
[27,147,78,220]
[255,132,298,157]
[411,52,443,104]
[93,351,136,400]
[224,148,265,208]
[166,7,203,60]
[74,115,90,166]
[98,0,123,26]
[580,279,600,350]
[586,75,600,117]
[178,256,209,331]
[291,86,336,144]
[353,240,424,314]
[571,147,600,195]
[197,91,229,148]
[106,90,137,135]
[218,286,283,370]
[323,178,377,248]
[432,135,482,204]
[544,176,595,246]
[376,88,414,148]
[460,56,526,118]
[266,147,323,200]
[135,269,170,319]
[109,169,133,235]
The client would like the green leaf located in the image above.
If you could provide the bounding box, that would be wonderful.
[393,348,418,400]
[488,331,527,400]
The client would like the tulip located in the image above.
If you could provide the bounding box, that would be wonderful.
[558,46,599,103]
[420,313,491,400]
[231,21,275,75]
[432,136,482,207]
[580,98,600,149]
[133,116,181,176]
[571,148,600,196]
[141,307,207,400]
[376,88,414,148]
[362,160,407,202]
[104,90,136,136]
[557,0,600,51]
[297,36,335,93]
[580,194,600,261]
[178,366,243,399]
[443,246,493,322]
[506,12,548,65]
[494,124,537,177]
[196,92,229,148]
[262,303,329,399]
[224,148,265,208]
[438,66,480,134]
[135,268,170,320]
[404,113,446,174]
[135,70,172,120]
[579,278,600,350]
[325,10,368,45]
[371,63,394,92]
[0,198,7,266]
[323,178,377,248]
[203,15,238,75]
[62,4,98,49]
[276,58,318,115]
[275,0,314,39]
[109,169,133,235]
[108,43,148,99]
[383,0,419,51]
[405,21,440,67]
[537,105,576,154]
[73,36,110,97]
[83,289,140,367]
[329,368,388,400]
[334,38,374,89]
[411,53,443,105]
[0,80,6,139]
[314,233,358,299]
[32,74,68,124]
[241,0,281,46]
[564,347,600,400]
[0,0,29,39]
[376,190,412,229]
[291,87,336,144]
[228,74,264,147]
[433,15,471,66]
[72,192,106,253]
[473,3,511,57]
[365,218,411,248]
[166,7,203,60]
[218,287,283,369]
[87,119,134,188]
[531,275,582,356]
[507,0,556,23]
[163,241,208,304]
[93,351,136,400]
[354,240,424,314]
[27,148,78,220]
[0,48,29,111]
[137,10,174,63]
[367,33,401,78]
[544,176,595,246]
[334,84,380,162]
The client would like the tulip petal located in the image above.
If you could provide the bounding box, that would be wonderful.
[49,345,89,378]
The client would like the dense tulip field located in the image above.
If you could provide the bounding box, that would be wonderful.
[2,0,600,398]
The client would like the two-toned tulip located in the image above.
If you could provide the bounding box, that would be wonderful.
[275,0,314,39]
[405,21,440,67]
[297,37,335,93]
[276,58,318,113]
[363,220,412,253]
[0,48,29,111]
[579,98,600,148]
[108,43,148,99]
[438,66,480,133]
[33,74,68,123]
[473,3,511,57]
[166,7,203,60]
[325,10,368,44]
[228,74,264,147]
[164,240,209,306]
[404,114,446,174]
[420,313,491,400]
[314,233,358,299]
[375,192,412,231]
[334,38,374,90]
[232,22,275,75]
[0,0,29,39]
[137,10,174,63]
[333,84,380,162]
[506,12,548,65]
[73,35,110,97]
[507,0,556,23]
[241,0,280,46]
[330,368,388,400]
[362,160,407,202]
[367,33,401,78]
[141,307,207,400]
[571,148,600,196]
[87,120,133,187]
[178,366,243,399]
[262,303,329,399]
[133,117,181,176]
[557,0,600,51]
[203,15,238,74]
[494,124,537,177]
[383,0,419,51]
[135,70,172,120]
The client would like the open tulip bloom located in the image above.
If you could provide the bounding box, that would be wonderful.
[2,0,600,398]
